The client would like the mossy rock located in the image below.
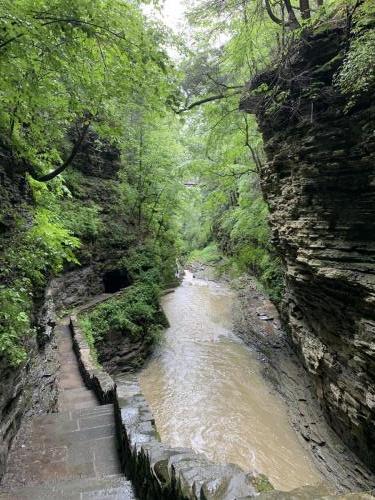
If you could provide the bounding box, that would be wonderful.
[253,473,274,493]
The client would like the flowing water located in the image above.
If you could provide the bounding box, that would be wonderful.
[139,271,322,491]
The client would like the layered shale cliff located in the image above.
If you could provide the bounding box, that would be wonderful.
[241,23,375,469]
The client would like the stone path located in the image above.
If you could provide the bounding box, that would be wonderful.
[0,319,136,500]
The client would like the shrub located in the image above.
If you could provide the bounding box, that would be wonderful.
[80,282,167,349]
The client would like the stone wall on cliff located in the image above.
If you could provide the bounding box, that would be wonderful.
[240,23,375,469]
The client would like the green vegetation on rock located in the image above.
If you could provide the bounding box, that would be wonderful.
[79,281,167,349]
[1,0,374,365]
[0,0,180,364]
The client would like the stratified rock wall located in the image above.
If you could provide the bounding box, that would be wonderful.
[0,152,58,480]
[241,24,375,469]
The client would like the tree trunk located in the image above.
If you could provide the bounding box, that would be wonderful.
[30,120,91,182]
[283,0,300,28]
[264,0,284,26]
[300,0,311,19]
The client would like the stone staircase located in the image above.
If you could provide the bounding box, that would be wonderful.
[0,321,136,500]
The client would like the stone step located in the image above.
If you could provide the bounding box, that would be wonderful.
[59,388,98,400]
[0,319,134,499]
[30,404,114,435]
[0,475,136,500]
[2,404,122,488]
[59,387,98,411]
[70,403,114,418]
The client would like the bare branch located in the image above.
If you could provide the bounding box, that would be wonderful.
[175,90,243,113]
[242,115,263,173]
[30,120,91,182]
[212,167,257,178]
[205,73,244,90]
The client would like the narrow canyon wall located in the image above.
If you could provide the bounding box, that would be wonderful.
[0,150,59,480]
[0,132,129,481]
[241,24,375,469]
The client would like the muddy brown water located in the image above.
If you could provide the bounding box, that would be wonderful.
[138,271,322,491]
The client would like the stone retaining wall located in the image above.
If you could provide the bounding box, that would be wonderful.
[69,316,115,404]
[69,316,260,499]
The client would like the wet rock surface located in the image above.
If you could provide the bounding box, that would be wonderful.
[0,317,135,499]
[0,328,58,482]
[234,277,375,493]
[241,23,375,471]
[97,331,152,375]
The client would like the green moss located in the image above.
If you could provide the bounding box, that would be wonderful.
[252,473,274,493]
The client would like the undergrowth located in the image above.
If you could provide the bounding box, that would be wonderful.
[78,281,168,361]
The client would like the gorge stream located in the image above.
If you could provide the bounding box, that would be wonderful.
[138,271,322,492]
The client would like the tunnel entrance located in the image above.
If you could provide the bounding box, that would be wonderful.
[103,269,131,293]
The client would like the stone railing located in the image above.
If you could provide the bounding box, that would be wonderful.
[70,315,115,404]
[69,316,262,499]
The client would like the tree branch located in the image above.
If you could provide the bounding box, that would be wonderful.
[283,0,301,28]
[175,90,243,113]
[0,15,138,52]
[243,115,263,173]
[30,120,91,182]
[0,33,24,50]
[34,16,136,45]
[205,73,244,91]
[213,167,257,178]
[264,0,284,26]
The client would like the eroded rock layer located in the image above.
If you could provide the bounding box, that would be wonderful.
[241,25,375,469]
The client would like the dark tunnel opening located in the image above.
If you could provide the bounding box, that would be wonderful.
[103,269,132,293]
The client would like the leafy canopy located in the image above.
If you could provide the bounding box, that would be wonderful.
[0,0,173,178]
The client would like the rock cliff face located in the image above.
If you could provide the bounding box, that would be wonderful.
[0,132,129,481]
[241,25,375,469]
[0,147,59,480]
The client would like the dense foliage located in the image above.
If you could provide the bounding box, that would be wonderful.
[79,280,167,362]
[175,0,374,300]
[174,0,286,297]
[1,0,373,365]
[335,1,375,103]
[0,0,172,177]
[0,0,180,364]
[177,111,284,300]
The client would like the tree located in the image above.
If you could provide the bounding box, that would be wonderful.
[0,0,173,181]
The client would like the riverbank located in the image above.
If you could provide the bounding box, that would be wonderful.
[5,266,372,498]
[232,275,375,493]
[185,262,375,492]
[139,270,326,492]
